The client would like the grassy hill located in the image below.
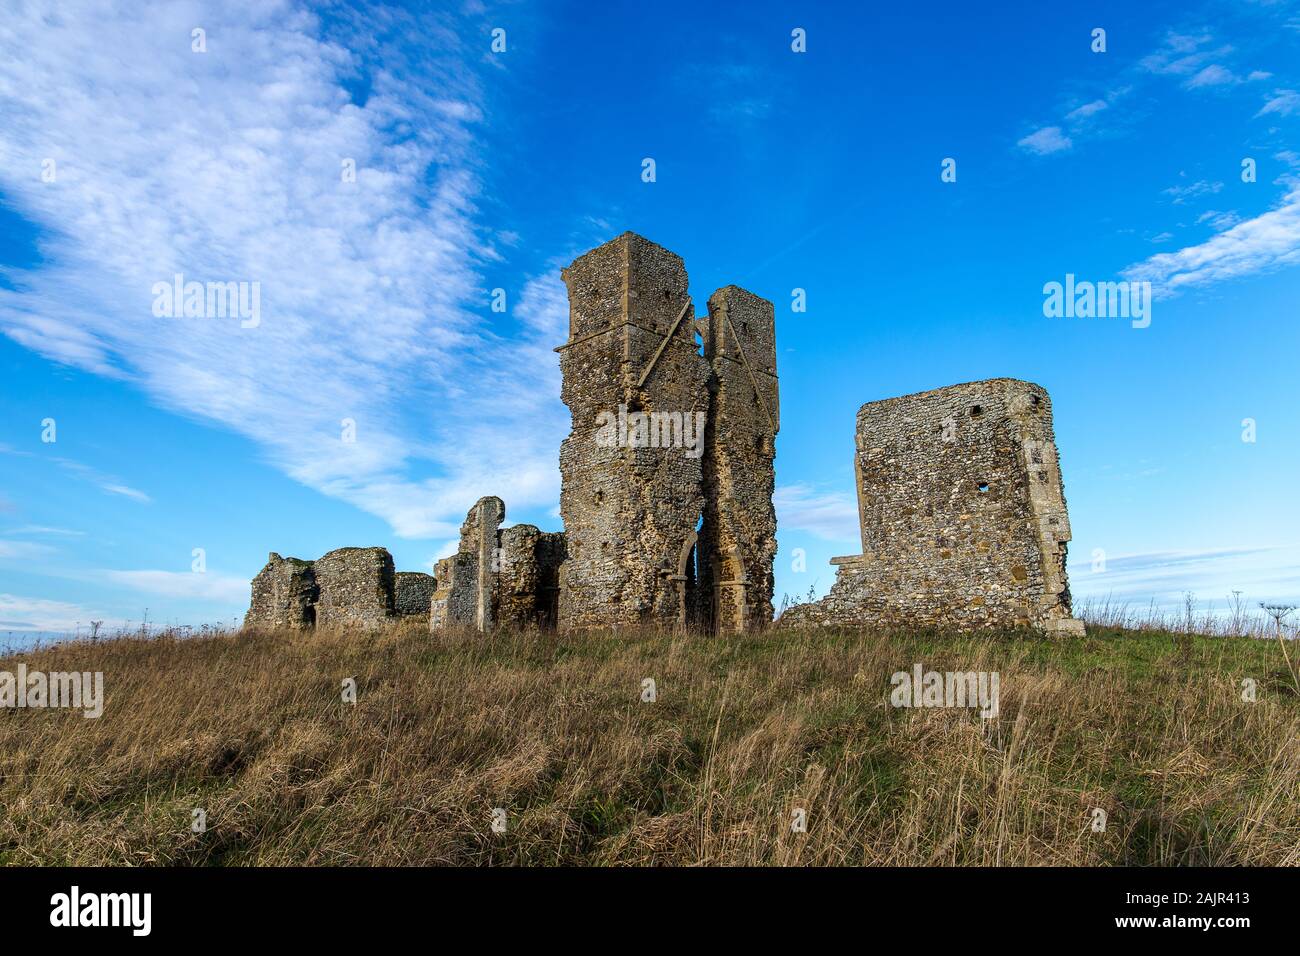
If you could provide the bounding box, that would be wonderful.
[1,621,1296,865]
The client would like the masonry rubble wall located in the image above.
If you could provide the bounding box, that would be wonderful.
[779,378,1085,635]
[698,285,780,633]
[395,572,436,618]
[244,553,318,629]
[429,496,566,632]
[313,547,397,629]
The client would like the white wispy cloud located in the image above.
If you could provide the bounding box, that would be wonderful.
[0,446,151,504]
[1186,64,1239,88]
[1124,186,1300,294]
[1139,31,1230,78]
[1071,546,1300,613]
[1162,179,1223,204]
[1257,89,1300,117]
[53,459,150,503]
[1180,62,1270,91]
[774,484,858,542]
[1065,100,1108,121]
[1021,27,1270,157]
[100,570,251,604]
[0,3,562,543]
[3,526,85,537]
[1017,126,1072,156]
[1196,209,1242,230]
[0,540,56,560]
[0,594,102,632]
[678,61,774,129]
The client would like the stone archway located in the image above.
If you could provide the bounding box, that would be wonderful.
[672,532,699,631]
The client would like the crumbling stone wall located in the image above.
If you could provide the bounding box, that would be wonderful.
[497,525,565,629]
[698,286,780,632]
[780,379,1084,635]
[430,554,471,631]
[430,497,500,631]
[313,547,396,629]
[429,497,566,632]
[244,553,318,629]
[395,572,436,618]
[556,232,712,630]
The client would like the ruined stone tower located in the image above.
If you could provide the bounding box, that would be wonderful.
[781,379,1084,635]
[555,232,779,632]
[556,233,709,630]
[698,287,779,632]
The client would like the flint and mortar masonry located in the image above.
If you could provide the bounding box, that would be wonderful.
[780,379,1085,635]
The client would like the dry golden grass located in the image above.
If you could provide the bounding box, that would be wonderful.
[1,621,1296,866]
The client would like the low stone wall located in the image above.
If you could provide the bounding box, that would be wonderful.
[395,572,436,618]
[309,547,396,630]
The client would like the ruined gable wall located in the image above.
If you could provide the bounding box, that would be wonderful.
[314,546,396,629]
[851,379,1050,629]
[557,233,710,630]
[699,286,780,632]
[429,497,502,631]
[782,379,1083,635]
[463,496,504,631]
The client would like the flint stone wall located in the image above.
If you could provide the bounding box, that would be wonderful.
[781,379,1084,636]
[497,524,565,629]
[556,232,711,630]
[313,547,396,629]
[395,572,436,618]
[554,233,781,633]
[244,553,318,629]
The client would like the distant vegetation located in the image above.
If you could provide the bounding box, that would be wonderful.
[1,619,1296,865]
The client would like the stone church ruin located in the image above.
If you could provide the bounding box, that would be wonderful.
[245,234,1085,637]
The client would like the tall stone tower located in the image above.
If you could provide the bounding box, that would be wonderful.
[698,287,780,632]
[556,233,711,630]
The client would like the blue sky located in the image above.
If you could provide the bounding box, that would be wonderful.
[2,0,1298,640]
